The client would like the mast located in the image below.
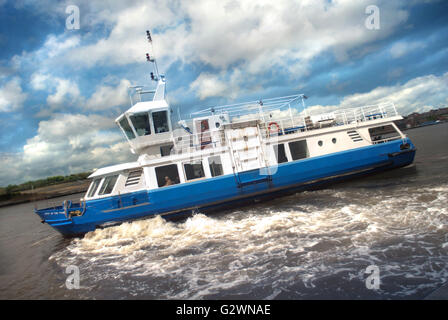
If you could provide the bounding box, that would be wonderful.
[145,30,166,101]
[146,30,160,82]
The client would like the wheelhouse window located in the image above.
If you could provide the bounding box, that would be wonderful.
[87,179,101,197]
[152,111,169,134]
[273,144,288,164]
[119,117,136,140]
[184,161,205,181]
[155,164,180,187]
[160,144,174,157]
[98,175,119,195]
[289,140,309,160]
[130,113,151,136]
[208,156,223,177]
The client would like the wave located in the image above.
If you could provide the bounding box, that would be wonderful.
[50,183,448,299]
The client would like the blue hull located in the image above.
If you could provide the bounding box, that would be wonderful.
[36,139,416,236]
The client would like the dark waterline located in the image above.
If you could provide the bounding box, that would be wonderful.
[1,122,447,299]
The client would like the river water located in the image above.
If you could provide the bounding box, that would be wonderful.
[1,123,447,300]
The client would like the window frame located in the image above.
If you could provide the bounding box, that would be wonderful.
[118,116,136,140]
[273,143,289,164]
[183,160,206,181]
[98,175,119,196]
[155,164,181,188]
[86,178,101,198]
[129,112,151,136]
[208,155,224,177]
[152,110,170,134]
[288,140,309,161]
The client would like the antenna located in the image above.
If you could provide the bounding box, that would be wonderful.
[301,94,308,117]
[146,30,160,81]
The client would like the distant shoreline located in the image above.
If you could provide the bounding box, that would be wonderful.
[0,180,90,208]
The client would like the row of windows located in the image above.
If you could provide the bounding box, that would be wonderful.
[274,137,343,163]
[119,110,170,140]
[155,155,224,188]
[87,155,225,197]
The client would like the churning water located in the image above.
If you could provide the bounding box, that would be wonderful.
[1,123,447,299]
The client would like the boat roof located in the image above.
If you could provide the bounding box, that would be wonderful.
[115,100,169,122]
[88,161,141,178]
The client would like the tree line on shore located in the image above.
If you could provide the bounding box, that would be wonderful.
[0,172,92,200]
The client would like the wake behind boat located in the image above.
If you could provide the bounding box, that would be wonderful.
[35,31,416,236]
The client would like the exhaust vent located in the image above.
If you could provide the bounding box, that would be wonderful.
[347,130,363,142]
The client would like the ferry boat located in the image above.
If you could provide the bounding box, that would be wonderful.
[35,32,416,237]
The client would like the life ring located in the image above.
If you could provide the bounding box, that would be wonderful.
[268,122,280,134]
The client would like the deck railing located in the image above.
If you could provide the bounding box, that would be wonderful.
[175,99,399,153]
[34,194,85,211]
[190,94,305,121]
[192,97,398,136]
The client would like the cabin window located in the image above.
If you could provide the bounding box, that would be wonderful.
[130,113,151,136]
[155,164,180,187]
[318,140,323,147]
[289,140,309,160]
[98,175,119,195]
[209,156,223,177]
[160,144,174,157]
[153,111,169,134]
[273,144,288,164]
[369,125,400,143]
[125,169,142,187]
[332,138,337,144]
[184,161,205,181]
[87,179,101,197]
[119,117,136,140]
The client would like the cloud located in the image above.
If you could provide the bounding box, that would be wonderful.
[189,73,229,100]
[306,72,448,116]
[12,34,80,73]
[30,73,50,90]
[64,2,178,68]
[46,78,82,110]
[85,79,131,110]
[0,77,28,112]
[0,113,136,185]
[63,1,411,76]
[390,41,426,58]
[43,35,80,58]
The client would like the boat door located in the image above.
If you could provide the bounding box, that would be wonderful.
[225,122,267,173]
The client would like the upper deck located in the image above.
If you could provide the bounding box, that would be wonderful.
[191,94,400,133]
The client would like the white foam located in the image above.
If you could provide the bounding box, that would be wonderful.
[49,182,448,299]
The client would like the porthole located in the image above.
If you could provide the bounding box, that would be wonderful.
[332,138,337,144]
[318,140,323,147]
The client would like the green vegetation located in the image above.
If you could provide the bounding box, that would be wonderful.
[0,172,92,200]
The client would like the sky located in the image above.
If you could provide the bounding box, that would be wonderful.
[0,0,447,186]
